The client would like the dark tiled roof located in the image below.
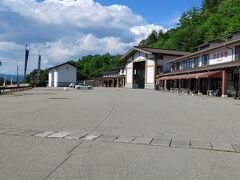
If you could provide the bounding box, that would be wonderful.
[195,39,225,49]
[141,47,190,56]
[48,62,77,70]
[120,46,190,60]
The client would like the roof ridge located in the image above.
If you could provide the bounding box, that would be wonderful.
[137,46,190,53]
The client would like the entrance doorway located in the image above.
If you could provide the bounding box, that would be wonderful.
[133,61,145,89]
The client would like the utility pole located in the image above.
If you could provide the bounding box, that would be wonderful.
[0,61,2,87]
[37,51,41,83]
[17,63,19,87]
[24,44,30,79]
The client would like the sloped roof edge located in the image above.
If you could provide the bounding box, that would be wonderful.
[48,62,77,70]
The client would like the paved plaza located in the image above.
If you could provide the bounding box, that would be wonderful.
[0,87,240,179]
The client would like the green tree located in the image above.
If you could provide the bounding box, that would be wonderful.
[138,0,240,52]
[73,54,124,80]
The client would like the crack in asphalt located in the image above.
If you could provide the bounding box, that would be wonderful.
[90,91,116,134]
[185,110,240,144]
[43,154,72,180]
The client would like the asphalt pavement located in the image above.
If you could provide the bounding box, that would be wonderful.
[0,87,240,180]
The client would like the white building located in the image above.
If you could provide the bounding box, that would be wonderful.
[48,62,77,87]
[120,47,189,89]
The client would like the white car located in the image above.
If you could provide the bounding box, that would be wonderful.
[75,83,93,90]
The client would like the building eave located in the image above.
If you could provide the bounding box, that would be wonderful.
[157,61,240,77]
[48,62,77,71]
[120,46,152,60]
[168,37,240,64]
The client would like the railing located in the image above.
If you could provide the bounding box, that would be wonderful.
[0,85,32,94]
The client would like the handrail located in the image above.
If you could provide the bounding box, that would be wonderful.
[0,85,32,94]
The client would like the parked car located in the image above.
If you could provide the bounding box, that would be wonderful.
[75,83,93,90]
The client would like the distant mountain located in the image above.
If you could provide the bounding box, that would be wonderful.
[0,73,24,82]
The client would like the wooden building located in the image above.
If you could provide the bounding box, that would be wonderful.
[157,31,240,98]
[120,46,189,89]
[97,68,125,88]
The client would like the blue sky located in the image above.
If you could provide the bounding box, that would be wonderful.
[0,0,202,74]
[96,0,202,27]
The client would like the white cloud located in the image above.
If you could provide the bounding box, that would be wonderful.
[130,24,167,43]
[0,0,166,73]
[0,42,22,52]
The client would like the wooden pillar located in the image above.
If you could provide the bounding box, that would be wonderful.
[164,80,167,90]
[197,78,201,94]
[116,78,119,88]
[222,70,228,97]
[207,78,211,96]
[208,78,211,90]
[188,79,191,93]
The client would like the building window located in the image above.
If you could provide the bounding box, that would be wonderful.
[235,46,240,60]
[176,62,180,70]
[194,57,199,67]
[186,60,191,69]
[181,60,187,69]
[221,52,224,58]
[157,66,163,74]
[172,64,176,71]
[224,51,228,57]
[202,54,209,66]
[190,59,193,68]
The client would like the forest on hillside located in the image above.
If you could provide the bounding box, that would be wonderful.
[139,0,240,52]
[71,54,124,80]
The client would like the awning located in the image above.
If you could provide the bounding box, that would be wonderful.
[197,71,222,79]
[158,71,223,81]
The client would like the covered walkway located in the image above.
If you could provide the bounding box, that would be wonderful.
[96,76,125,88]
[157,71,228,97]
